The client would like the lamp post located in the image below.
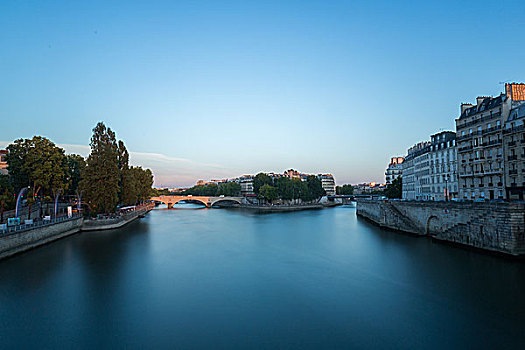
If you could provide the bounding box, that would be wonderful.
[15,187,29,218]
[444,174,449,201]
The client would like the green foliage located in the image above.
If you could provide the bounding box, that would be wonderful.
[0,175,15,222]
[385,177,402,199]
[80,122,120,214]
[117,140,130,203]
[306,175,325,200]
[336,184,354,195]
[259,184,278,202]
[66,154,86,195]
[273,176,324,202]
[184,183,219,196]
[6,136,69,196]
[122,166,154,205]
[5,141,29,192]
[253,173,272,194]
[217,182,241,196]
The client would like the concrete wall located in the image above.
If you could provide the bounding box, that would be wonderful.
[356,200,525,256]
[0,217,83,260]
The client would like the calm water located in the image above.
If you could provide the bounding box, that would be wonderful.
[1,205,524,349]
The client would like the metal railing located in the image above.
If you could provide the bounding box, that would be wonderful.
[0,214,82,237]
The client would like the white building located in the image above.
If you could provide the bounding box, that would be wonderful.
[318,174,336,196]
[402,141,431,200]
[429,131,458,200]
[238,176,255,196]
[385,157,404,184]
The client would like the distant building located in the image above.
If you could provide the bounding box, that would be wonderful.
[402,141,431,200]
[503,102,525,200]
[429,131,458,200]
[353,182,385,195]
[238,175,255,196]
[385,157,404,184]
[0,150,7,175]
[318,174,336,196]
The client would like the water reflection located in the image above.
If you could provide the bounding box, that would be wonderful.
[0,207,523,349]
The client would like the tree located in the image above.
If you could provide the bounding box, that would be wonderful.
[117,140,130,203]
[6,136,69,219]
[80,122,120,214]
[306,175,325,201]
[0,175,14,223]
[336,184,354,195]
[259,184,278,203]
[275,177,294,200]
[253,173,272,194]
[121,166,154,205]
[385,177,402,199]
[217,182,241,196]
[66,154,86,195]
[5,140,29,192]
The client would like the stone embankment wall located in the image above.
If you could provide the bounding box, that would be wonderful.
[82,205,153,231]
[356,200,525,256]
[0,217,83,260]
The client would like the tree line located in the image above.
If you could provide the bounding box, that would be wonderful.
[182,181,241,197]
[252,173,325,203]
[0,122,154,220]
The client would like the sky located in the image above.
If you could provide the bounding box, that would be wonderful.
[1,0,525,187]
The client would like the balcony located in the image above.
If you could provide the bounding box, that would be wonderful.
[509,169,518,175]
[508,141,516,146]
[508,155,517,161]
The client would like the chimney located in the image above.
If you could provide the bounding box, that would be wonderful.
[461,103,473,114]
[476,97,485,106]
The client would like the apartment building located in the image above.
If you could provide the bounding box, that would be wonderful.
[318,174,336,196]
[455,84,525,200]
[385,157,404,185]
[429,131,457,200]
[503,102,525,200]
[402,141,431,200]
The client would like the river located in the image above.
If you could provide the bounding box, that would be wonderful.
[0,205,524,349]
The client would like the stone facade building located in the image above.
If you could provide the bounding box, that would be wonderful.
[385,157,404,184]
[455,83,525,200]
[402,141,431,200]
[504,102,525,200]
[429,131,457,200]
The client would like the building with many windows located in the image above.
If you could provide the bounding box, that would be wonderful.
[318,174,336,196]
[455,83,525,200]
[385,157,404,185]
[238,175,255,197]
[402,141,431,200]
[429,131,457,200]
[503,102,525,200]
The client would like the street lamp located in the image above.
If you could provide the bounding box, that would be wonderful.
[444,174,449,201]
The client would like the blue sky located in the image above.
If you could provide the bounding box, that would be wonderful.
[1,0,525,187]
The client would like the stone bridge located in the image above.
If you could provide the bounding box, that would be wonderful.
[150,195,245,208]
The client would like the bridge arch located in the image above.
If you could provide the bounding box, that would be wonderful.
[210,198,242,208]
[426,215,440,235]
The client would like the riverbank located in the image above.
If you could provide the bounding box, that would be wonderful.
[238,202,341,213]
[356,199,525,256]
[82,203,154,231]
[0,216,83,260]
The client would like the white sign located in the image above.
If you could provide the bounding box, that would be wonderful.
[67,206,72,218]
